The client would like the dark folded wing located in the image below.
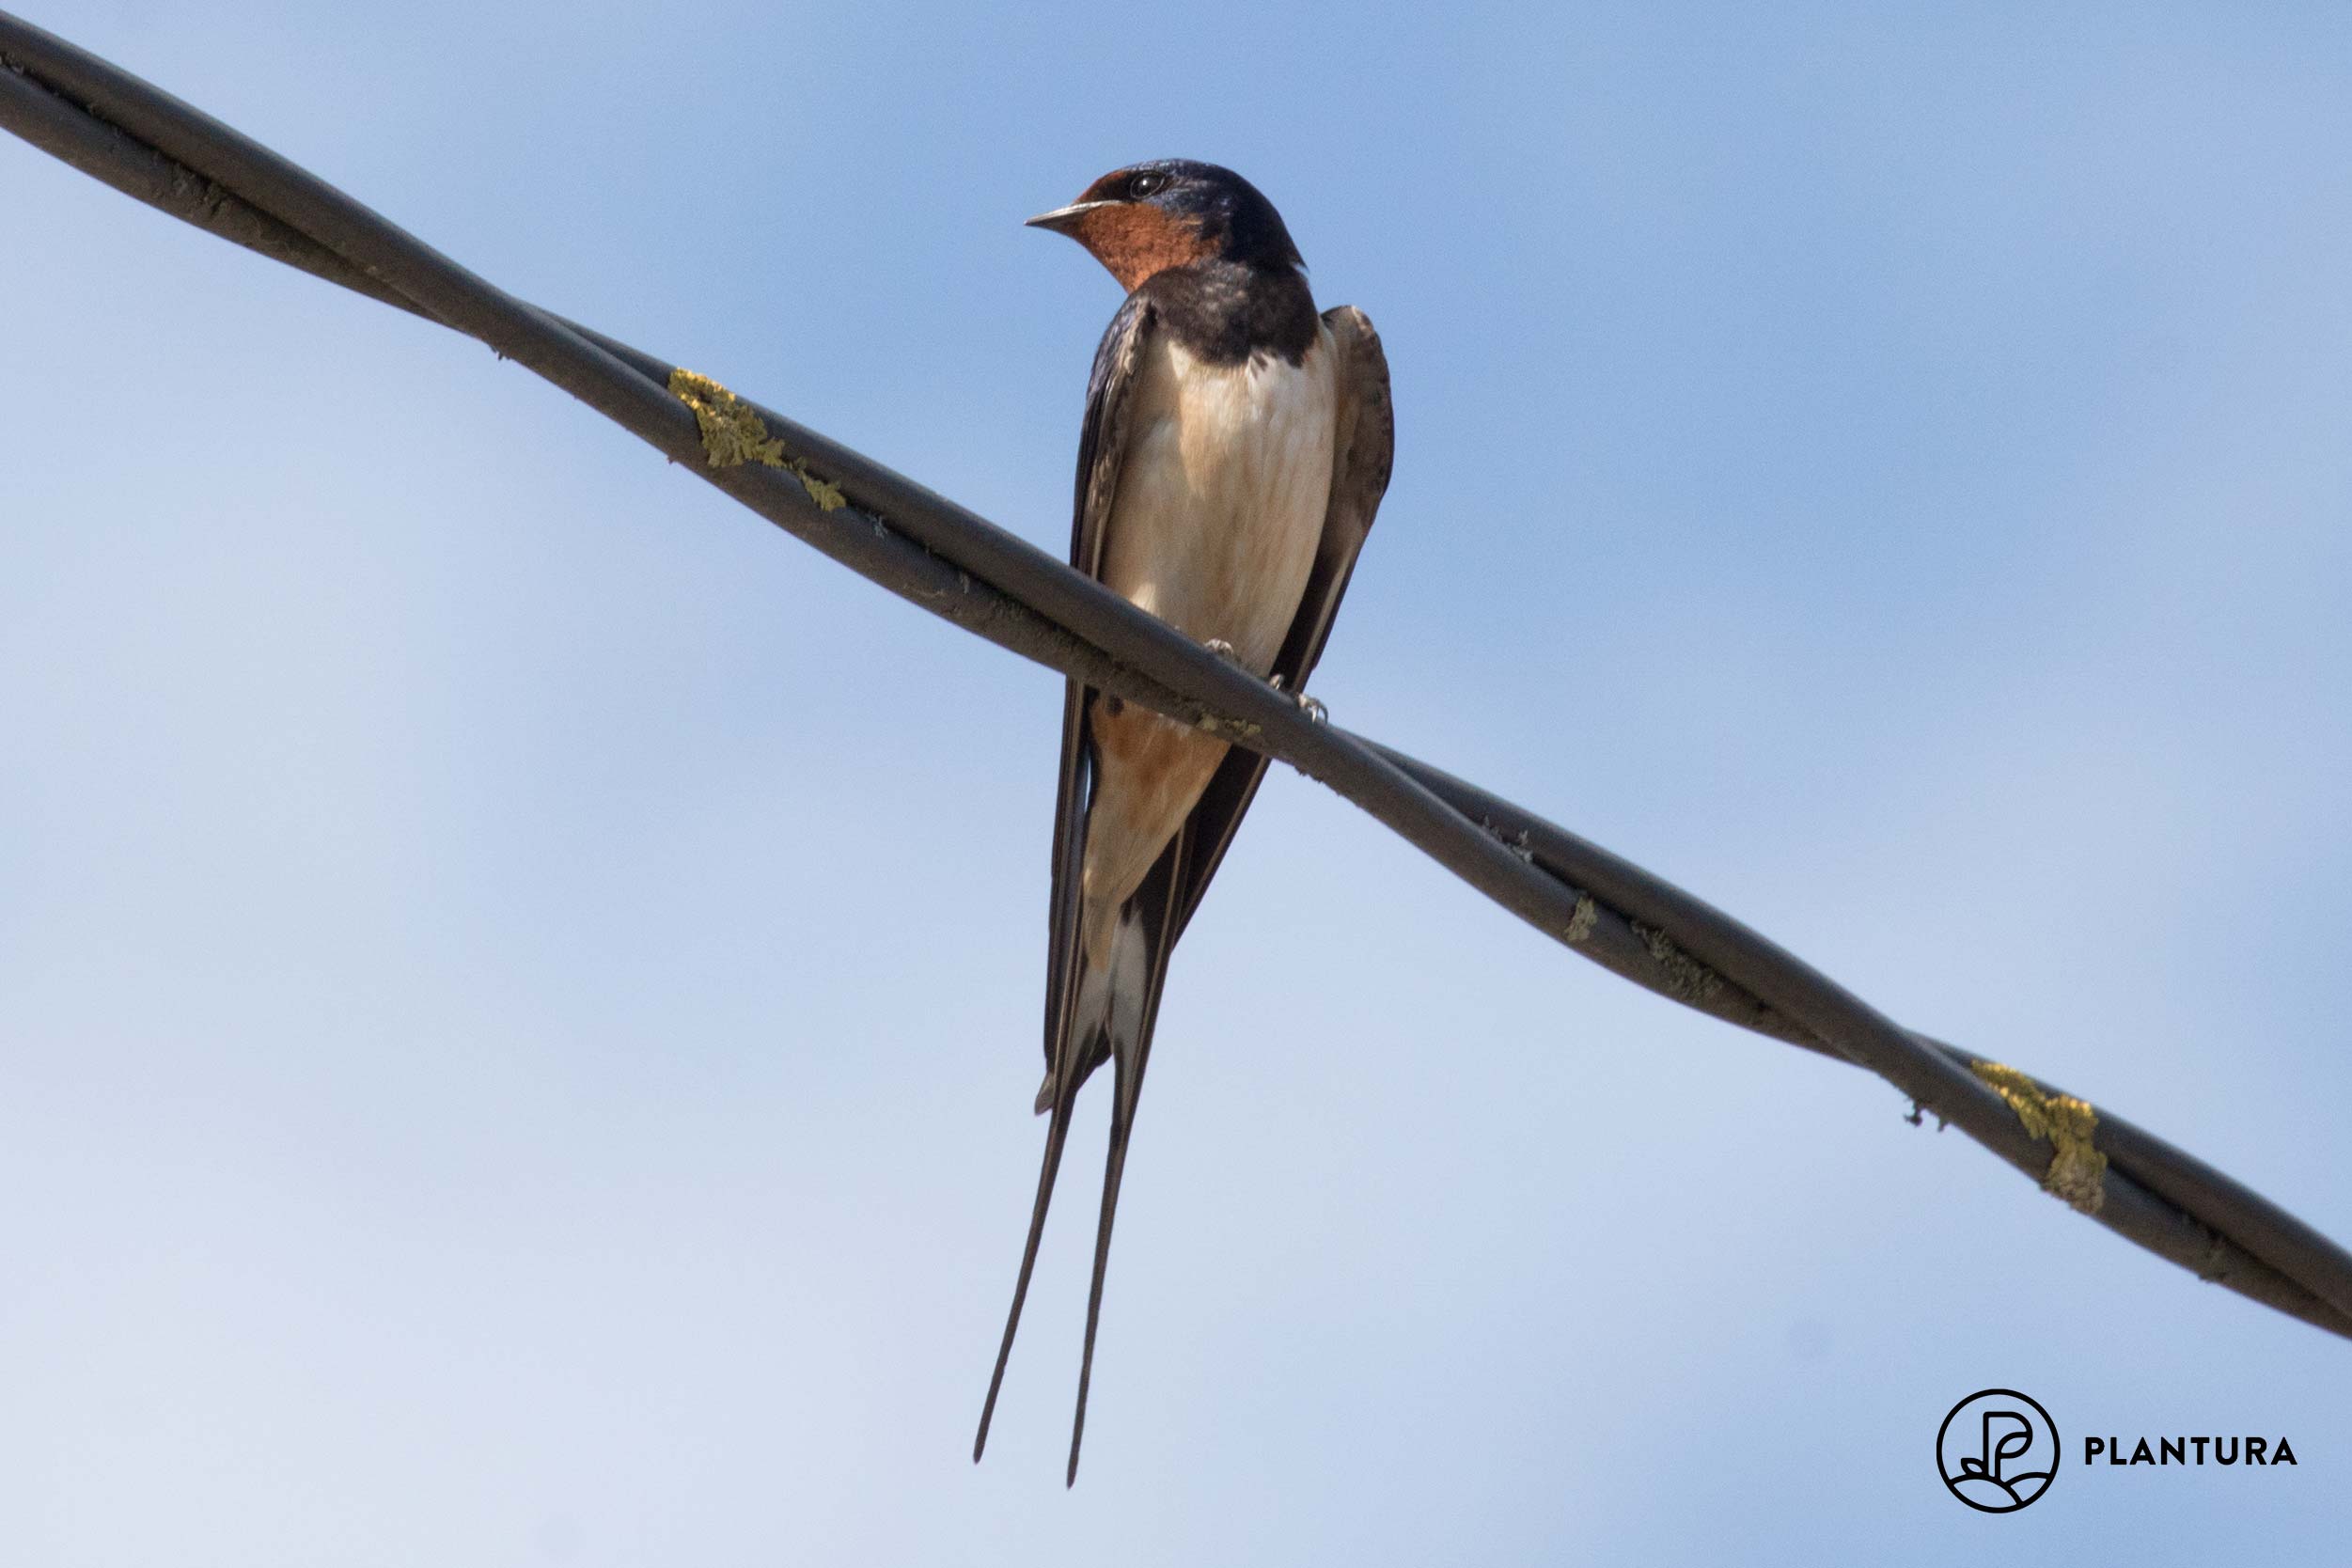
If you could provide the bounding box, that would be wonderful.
[1041,293,1157,1092]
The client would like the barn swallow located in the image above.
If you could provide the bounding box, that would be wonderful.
[973,160,1394,1482]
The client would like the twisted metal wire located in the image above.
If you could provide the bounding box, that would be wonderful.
[6,8,2347,1344]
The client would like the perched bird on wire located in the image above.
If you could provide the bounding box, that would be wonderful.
[972,159,1394,1483]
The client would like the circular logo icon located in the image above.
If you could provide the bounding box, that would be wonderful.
[1936,1389,2060,1513]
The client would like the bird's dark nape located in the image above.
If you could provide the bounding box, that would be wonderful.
[1165,161,1305,273]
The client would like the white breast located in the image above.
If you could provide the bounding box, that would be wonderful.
[1099,325,1339,675]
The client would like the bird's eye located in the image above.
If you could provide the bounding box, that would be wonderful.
[1125,171,1166,200]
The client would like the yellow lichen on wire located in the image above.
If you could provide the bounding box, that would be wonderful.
[1971,1059,2108,1215]
[1564,892,1599,945]
[669,368,781,467]
[666,368,846,511]
[1631,919,1726,1005]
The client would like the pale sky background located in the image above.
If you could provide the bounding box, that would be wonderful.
[5,2,2350,1562]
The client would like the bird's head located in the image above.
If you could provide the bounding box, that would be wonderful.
[1027,160,1305,291]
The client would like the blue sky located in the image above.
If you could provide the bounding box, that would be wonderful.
[5,1,2350,1561]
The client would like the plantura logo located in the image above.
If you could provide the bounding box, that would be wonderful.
[1936,1389,2060,1513]
[1932,1389,2304,1511]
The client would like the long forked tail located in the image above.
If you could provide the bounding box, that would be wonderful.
[972,893,1141,1462]
[973,897,1144,1464]
[974,865,1178,1479]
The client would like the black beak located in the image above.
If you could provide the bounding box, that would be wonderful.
[1025,199,1113,234]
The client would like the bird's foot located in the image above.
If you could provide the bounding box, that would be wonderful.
[1204,640,1325,721]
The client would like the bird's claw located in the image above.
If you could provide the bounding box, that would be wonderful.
[1203,639,1324,721]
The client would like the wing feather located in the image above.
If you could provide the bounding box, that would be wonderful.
[1041,293,1156,1093]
